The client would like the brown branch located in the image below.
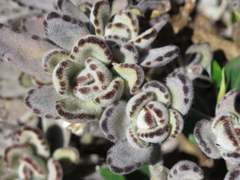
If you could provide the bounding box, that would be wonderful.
[177,134,214,168]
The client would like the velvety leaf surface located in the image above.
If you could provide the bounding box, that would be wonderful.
[56,0,89,22]
[44,12,89,50]
[11,0,56,11]
[107,140,160,175]
[0,25,56,83]
[0,62,27,99]
[25,85,59,118]
[99,101,128,142]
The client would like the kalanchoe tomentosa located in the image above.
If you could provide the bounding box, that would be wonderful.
[150,160,204,180]
[0,0,194,177]
[194,90,240,171]
[99,71,193,174]
[25,0,180,125]
[3,123,79,180]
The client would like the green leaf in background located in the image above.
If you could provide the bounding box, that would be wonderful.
[224,56,240,91]
[231,12,238,24]
[188,134,197,145]
[99,164,150,180]
[138,165,149,176]
[211,60,222,91]
[217,69,226,102]
[99,165,125,180]
[231,11,240,24]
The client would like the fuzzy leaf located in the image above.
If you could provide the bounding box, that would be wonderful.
[142,80,171,106]
[56,97,101,122]
[71,35,113,64]
[168,160,204,180]
[56,0,89,22]
[186,43,212,75]
[221,151,240,169]
[0,25,55,83]
[141,45,179,68]
[194,119,221,159]
[224,168,240,180]
[169,109,184,138]
[0,0,35,24]
[18,162,32,180]
[211,113,240,152]
[52,59,82,95]
[113,63,144,94]
[20,154,47,179]
[53,147,80,164]
[111,0,128,16]
[25,85,59,118]
[135,101,170,144]
[106,140,160,175]
[216,90,240,116]
[4,144,33,168]
[120,43,139,64]
[149,163,169,180]
[90,0,110,36]
[166,73,193,115]
[99,101,128,142]
[126,91,155,119]
[47,159,63,180]
[130,20,168,49]
[111,11,139,38]
[74,58,112,101]
[17,127,50,158]
[136,0,171,13]
[12,0,56,11]
[126,127,150,149]
[95,78,124,107]
[44,12,89,50]
[42,49,70,73]
[105,23,131,41]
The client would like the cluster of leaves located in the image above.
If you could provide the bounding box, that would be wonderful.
[23,0,194,176]
[0,0,240,180]
[2,120,80,180]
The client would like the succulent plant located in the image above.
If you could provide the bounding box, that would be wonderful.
[4,0,240,180]
[41,0,171,49]
[150,160,204,180]
[3,123,79,180]
[19,0,180,130]
[224,167,240,180]
[0,0,45,24]
[99,71,193,174]
[194,90,240,170]
[184,43,213,81]
[0,24,56,84]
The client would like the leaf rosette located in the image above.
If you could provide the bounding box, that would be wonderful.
[3,121,79,180]
[99,72,193,174]
[194,90,240,170]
